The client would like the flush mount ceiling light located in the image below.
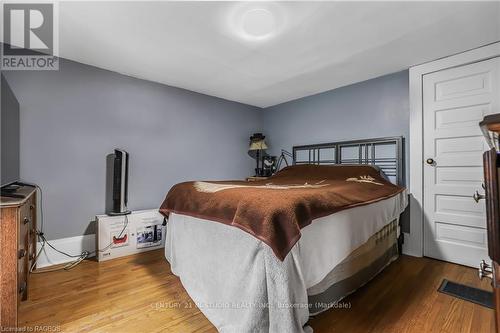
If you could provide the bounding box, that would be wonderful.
[226,3,286,42]
[242,8,276,39]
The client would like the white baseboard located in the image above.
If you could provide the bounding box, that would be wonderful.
[36,234,96,268]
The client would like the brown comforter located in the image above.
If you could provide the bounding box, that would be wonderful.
[159,164,405,261]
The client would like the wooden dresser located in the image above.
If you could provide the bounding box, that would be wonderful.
[0,186,37,330]
[479,114,500,333]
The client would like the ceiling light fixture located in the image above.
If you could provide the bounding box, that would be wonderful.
[225,3,286,42]
[242,8,276,39]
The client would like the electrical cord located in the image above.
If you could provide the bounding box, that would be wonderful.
[28,183,129,273]
[36,184,44,235]
[30,215,129,273]
[29,230,90,273]
[38,232,85,258]
[30,183,78,273]
[30,239,88,273]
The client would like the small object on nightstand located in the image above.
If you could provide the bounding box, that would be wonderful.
[262,156,276,177]
[246,176,270,182]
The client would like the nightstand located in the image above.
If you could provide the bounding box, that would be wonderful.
[246,176,270,182]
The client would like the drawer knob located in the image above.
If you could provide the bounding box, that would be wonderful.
[23,217,30,224]
[18,249,26,259]
[19,281,27,294]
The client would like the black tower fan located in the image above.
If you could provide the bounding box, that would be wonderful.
[109,149,131,216]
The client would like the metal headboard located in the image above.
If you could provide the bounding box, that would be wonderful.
[292,136,405,186]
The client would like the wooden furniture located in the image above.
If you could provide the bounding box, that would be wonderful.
[0,185,37,330]
[479,114,500,333]
[245,176,269,182]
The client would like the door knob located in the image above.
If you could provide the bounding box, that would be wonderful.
[426,158,435,165]
[473,190,486,203]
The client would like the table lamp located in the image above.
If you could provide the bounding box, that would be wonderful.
[248,133,268,176]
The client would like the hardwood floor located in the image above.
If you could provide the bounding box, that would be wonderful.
[19,250,494,333]
[309,254,495,333]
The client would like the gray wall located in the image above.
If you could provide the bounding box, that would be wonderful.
[3,59,262,240]
[1,74,20,186]
[261,71,410,184]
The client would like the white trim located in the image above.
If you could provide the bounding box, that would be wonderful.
[407,41,500,257]
[35,234,95,269]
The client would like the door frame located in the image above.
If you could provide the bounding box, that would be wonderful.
[407,41,500,257]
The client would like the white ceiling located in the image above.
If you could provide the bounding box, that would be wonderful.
[43,2,500,107]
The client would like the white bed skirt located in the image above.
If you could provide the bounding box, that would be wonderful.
[165,191,407,332]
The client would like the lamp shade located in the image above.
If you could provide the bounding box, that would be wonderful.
[248,133,268,151]
[249,139,268,151]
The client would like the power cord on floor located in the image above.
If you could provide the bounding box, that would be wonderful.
[29,231,90,273]
[29,184,129,273]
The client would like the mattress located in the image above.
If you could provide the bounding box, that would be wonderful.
[308,219,399,315]
[294,192,405,288]
[165,190,407,332]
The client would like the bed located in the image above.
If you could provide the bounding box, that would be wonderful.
[160,137,407,333]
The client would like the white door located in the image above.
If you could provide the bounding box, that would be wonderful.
[423,57,500,267]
